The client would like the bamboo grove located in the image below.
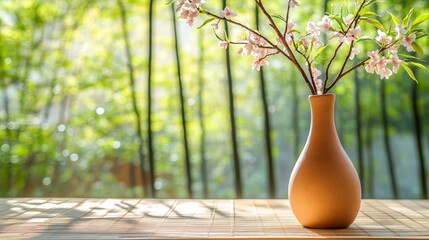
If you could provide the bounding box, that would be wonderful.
[0,0,429,199]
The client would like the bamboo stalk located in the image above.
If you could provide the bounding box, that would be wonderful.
[197,30,209,198]
[117,0,145,197]
[147,0,156,198]
[223,0,242,199]
[255,4,275,199]
[171,4,193,198]
[380,80,398,198]
[411,82,427,199]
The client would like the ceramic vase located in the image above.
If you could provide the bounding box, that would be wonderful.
[288,93,361,229]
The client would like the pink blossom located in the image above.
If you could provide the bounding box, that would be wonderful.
[289,0,300,8]
[365,52,394,79]
[286,20,296,34]
[306,22,322,46]
[365,51,379,74]
[192,0,205,6]
[222,6,237,19]
[301,37,310,48]
[318,16,333,33]
[180,8,199,26]
[367,51,379,61]
[365,62,376,74]
[332,31,345,43]
[238,42,254,55]
[219,41,229,49]
[401,33,416,52]
[376,57,392,79]
[349,47,360,60]
[394,24,405,40]
[252,58,269,71]
[312,67,322,80]
[176,0,186,12]
[391,55,402,74]
[311,67,323,94]
[306,22,319,35]
[238,30,265,56]
[388,44,399,55]
[211,21,219,30]
[343,14,354,26]
[176,0,205,27]
[375,30,392,45]
[344,26,361,45]
[311,36,324,47]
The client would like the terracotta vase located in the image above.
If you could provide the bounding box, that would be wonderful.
[288,93,361,229]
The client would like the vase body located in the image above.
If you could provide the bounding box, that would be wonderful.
[288,94,361,229]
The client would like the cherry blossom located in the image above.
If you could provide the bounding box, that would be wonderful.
[301,38,310,49]
[252,58,269,71]
[394,24,405,40]
[219,41,229,49]
[365,51,379,74]
[311,67,323,95]
[343,14,354,26]
[388,44,399,55]
[211,21,219,30]
[175,0,427,94]
[222,6,237,19]
[306,22,319,35]
[318,16,333,33]
[289,0,300,8]
[180,8,199,26]
[375,30,392,45]
[391,55,402,74]
[286,20,296,34]
[176,0,205,26]
[176,0,186,12]
[349,47,360,60]
[376,57,393,80]
[401,33,416,52]
[344,26,361,45]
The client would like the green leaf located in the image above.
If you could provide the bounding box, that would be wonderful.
[315,45,327,58]
[360,11,378,18]
[401,64,418,83]
[364,0,378,7]
[331,15,346,30]
[398,53,426,62]
[411,13,429,28]
[388,12,400,25]
[409,62,428,71]
[197,18,215,29]
[272,14,286,23]
[402,8,414,28]
[361,17,385,31]
[356,35,376,43]
[166,0,176,5]
[411,42,424,56]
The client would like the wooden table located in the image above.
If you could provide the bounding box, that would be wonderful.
[1,199,429,239]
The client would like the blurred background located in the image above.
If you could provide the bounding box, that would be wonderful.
[0,0,428,199]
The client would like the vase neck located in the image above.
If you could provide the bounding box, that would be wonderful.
[308,94,336,133]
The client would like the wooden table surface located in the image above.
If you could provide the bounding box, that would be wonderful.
[1,198,429,239]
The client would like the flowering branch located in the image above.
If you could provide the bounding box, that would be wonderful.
[175,0,429,95]
[255,0,315,94]
[201,8,292,62]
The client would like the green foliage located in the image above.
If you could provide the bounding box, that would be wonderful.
[0,0,428,199]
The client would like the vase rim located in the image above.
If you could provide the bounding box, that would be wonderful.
[308,93,335,99]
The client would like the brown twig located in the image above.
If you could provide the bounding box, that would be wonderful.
[255,0,315,94]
